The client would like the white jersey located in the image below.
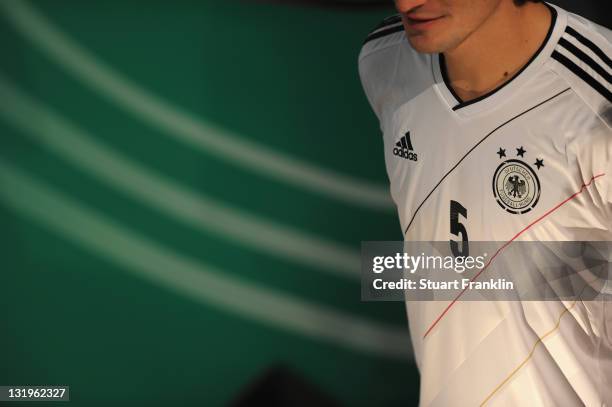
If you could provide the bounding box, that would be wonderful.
[359,3,611,406]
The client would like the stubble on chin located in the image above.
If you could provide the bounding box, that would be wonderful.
[406,33,444,54]
[407,28,467,55]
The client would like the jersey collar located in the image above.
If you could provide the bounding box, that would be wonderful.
[432,2,567,117]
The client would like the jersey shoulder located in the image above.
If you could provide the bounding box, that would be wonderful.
[359,13,405,59]
[357,14,432,123]
[549,11,611,125]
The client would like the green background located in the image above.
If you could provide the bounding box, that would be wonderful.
[0,1,419,406]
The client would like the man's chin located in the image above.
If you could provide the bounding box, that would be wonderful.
[406,35,444,54]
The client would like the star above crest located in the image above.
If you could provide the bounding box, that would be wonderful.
[534,158,544,169]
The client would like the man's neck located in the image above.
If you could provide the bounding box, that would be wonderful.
[443,2,552,103]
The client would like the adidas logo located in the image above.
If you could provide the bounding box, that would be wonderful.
[393,131,418,161]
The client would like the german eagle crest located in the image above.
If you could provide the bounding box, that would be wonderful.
[493,146,543,214]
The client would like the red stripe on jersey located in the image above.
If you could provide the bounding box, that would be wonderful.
[423,173,606,339]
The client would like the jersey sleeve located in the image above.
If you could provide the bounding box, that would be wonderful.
[357,14,403,125]
[358,52,382,123]
[560,14,612,225]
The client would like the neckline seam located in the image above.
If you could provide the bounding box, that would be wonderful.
[438,2,560,112]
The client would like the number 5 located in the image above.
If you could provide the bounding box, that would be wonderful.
[450,200,469,256]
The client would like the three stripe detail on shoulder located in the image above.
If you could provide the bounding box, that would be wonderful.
[565,26,612,68]
[552,25,611,102]
[371,14,401,32]
[363,14,404,45]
